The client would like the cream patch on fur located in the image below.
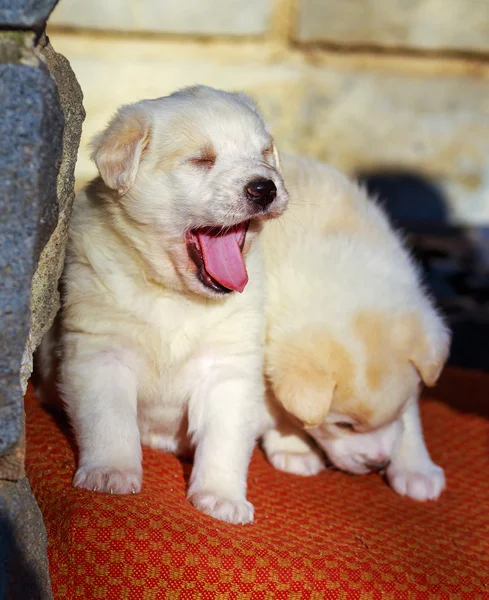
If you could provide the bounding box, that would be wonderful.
[261,153,450,501]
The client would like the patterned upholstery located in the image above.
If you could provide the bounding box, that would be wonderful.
[25,368,489,598]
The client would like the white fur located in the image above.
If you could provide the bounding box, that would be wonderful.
[261,154,450,501]
[38,86,288,524]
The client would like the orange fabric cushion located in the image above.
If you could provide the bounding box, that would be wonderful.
[25,368,489,599]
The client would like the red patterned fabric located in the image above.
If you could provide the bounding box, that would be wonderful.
[25,368,489,599]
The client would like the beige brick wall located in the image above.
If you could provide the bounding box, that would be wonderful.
[296,0,489,52]
[48,0,489,224]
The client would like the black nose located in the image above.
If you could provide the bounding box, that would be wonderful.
[246,178,277,209]
[365,459,390,472]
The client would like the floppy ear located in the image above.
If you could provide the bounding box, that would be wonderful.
[410,323,451,387]
[90,103,152,195]
[272,142,281,172]
[273,362,336,429]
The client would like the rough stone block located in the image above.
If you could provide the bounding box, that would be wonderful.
[49,0,273,36]
[0,0,59,29]
[0,26,83,600]
[0,478,52,599]
[21,34,85,391]
[0,32,63,457]
[296,0,489,53]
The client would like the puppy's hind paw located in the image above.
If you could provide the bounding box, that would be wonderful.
[73,466,142,495]
[188,491,254,524]
[387,464,445,501]
[268,450,326,476]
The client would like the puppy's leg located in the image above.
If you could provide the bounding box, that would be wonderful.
[263,423,326,476]
[187,366,262,525]
[63,349,142,494]
[387,399,445,501]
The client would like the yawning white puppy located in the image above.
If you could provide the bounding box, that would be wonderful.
[262,154,450,501]
[38,86,288,524]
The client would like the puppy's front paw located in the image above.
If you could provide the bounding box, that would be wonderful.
[387,463,445,501]
[73,466,142,495]
[188,491,254,524]
[268,451,325,476]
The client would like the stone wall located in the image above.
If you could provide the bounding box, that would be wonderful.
[0,1,84,597]
[48,0,489,224]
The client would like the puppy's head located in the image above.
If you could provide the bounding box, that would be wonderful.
[90,85,288,297]
[267,310,450,474]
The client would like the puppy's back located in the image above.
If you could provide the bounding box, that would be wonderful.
[263,154,423,332]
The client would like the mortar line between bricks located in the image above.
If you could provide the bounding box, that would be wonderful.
[46,25,267,45]
[269,0,299,44]
[290,39,489,65]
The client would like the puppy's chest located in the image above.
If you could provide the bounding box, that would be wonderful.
[134,295,235,397]
[136,316,233,450]
[126,286,260,441]
[137,298,203,373]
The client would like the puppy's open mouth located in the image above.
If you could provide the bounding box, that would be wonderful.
[186,221,250,294]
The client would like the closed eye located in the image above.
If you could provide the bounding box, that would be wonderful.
[190,157,215,169]
[334,422,356,431]
[189,144,216,169]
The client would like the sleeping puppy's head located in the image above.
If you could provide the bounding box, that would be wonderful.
[90,85,288,297]
[267,310,450,474]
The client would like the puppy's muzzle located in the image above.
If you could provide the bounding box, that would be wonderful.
[245,178,277,209]
[365,459,391,472]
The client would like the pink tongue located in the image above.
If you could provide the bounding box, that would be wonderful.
[196,224,248,293]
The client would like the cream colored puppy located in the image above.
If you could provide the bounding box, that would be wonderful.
[262,154,450,502]
[38,86,288,524]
